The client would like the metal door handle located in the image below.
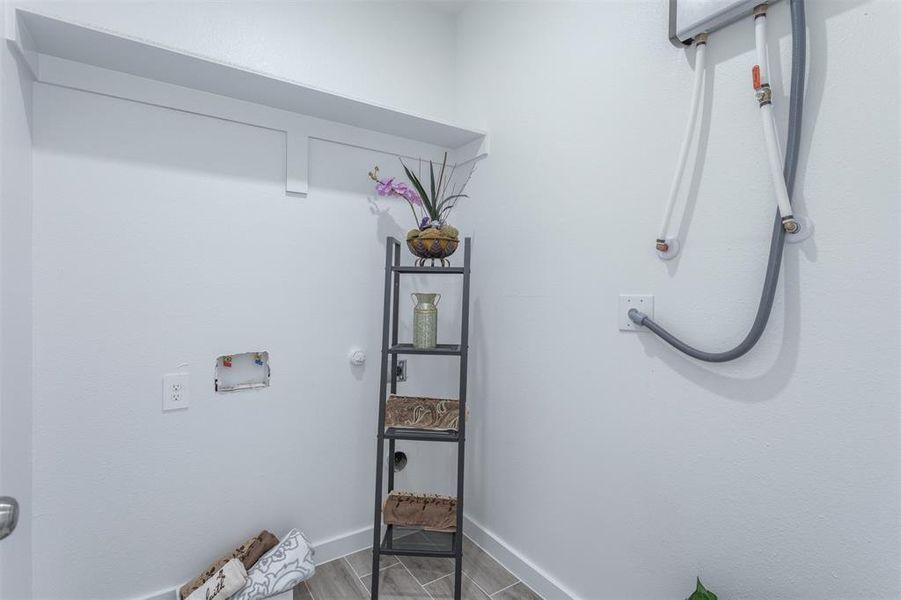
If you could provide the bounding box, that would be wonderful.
[0,496,19,541]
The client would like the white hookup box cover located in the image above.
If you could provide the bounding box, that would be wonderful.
[674,0,783,42]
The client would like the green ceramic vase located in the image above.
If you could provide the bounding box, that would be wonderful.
[412,293,440,349]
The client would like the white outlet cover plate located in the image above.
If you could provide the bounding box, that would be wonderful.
[162,372,190,411]
[619,294,654,331]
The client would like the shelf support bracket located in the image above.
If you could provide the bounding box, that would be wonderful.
[286,129,309,196]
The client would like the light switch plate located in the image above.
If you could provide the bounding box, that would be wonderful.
[619,294,654,331]
[162,372,189,411]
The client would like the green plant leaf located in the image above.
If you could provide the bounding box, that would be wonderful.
[435,152,448,203]
[442,194,469,202]
[429,160,436,206]
[402,164,435,219]
[687,578,718,600]
[435,193,466,212]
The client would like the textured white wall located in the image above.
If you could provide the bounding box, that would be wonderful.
[31,84,462,599]
[22,2,462,599]
[454,1,899,599]
[0,1,34,597]
[12,1,901,599]
[19,0,459,123]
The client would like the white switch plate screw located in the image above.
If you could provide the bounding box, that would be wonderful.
[619,294,654,331]
[162,373,190,411]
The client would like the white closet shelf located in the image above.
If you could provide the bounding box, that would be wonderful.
[13,9,486,150]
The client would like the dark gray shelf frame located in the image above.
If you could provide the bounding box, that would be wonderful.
[371,237,472,600]
[388,343,462,356]
[383,427,460,443]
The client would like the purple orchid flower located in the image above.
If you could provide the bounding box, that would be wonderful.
[376,177,422,206]
[375,177,396,196]
[402,188,422,206]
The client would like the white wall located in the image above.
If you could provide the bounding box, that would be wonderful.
[0,1,34,597]
[30,83,463,599]
[22,3,463,598]
[454,1,899,599]
[19,0,459,123]
[11,1,901,599]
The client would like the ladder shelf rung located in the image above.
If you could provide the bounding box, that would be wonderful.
[379,545,457,559]
[388,343,462,356]
[392,266,465,274]
[383,427,460,442]
[380,526,458,558]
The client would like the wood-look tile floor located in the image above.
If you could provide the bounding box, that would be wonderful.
[294,535,542,600]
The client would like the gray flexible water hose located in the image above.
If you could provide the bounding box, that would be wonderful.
[629,0,806,362]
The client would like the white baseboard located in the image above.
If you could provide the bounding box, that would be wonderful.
[135,586,292,600]
[133,586,177,600]
[309,524,373,565]
[463,515,578,600]
[131,525,374,600]
[133,519,576,600]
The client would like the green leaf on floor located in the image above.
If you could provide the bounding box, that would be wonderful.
[687,577,718,600]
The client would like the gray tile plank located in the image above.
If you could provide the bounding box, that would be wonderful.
[294,581,314,600]
[461,539,518,595]
[424,573,490,600]
[361,563,429,598]
[344,546,399,577]
[306,558,368,599]
[397,553,456,587]
[390,532,455,586]
[420,529,456,548]
[493,582,543,600]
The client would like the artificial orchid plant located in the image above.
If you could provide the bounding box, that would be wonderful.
[368,152,472,239]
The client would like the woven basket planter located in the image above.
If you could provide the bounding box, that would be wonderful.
[406,235,459,262]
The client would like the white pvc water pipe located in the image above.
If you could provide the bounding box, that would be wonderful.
[754,7,798,232]
[656,35,707,257]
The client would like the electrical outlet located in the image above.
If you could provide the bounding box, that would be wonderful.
[395,360,408,382]
[619,294,654,331]
[162,373,190,411]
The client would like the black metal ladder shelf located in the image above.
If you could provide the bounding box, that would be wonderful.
[371,237,471,600]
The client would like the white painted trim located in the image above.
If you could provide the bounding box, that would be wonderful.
[32,54,485,198]
[10,9,486,144]
[128,525,374,600]
[9,7,490,199]
[131,583,292,600]
[128,586,177,600]
[449,135,490,168]
[463,515,578,600]
[9,8,487,149]
[310,525,373,566]
[285,128,309,196]
[4,11,38,78]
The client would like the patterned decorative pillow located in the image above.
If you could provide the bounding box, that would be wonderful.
[231,529,315,600]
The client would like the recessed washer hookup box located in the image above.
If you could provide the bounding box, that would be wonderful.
[669,0,784,45]
[215,351,270,392]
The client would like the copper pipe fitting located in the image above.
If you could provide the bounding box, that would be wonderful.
[655,240,669,252]
[782,217,800,234]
